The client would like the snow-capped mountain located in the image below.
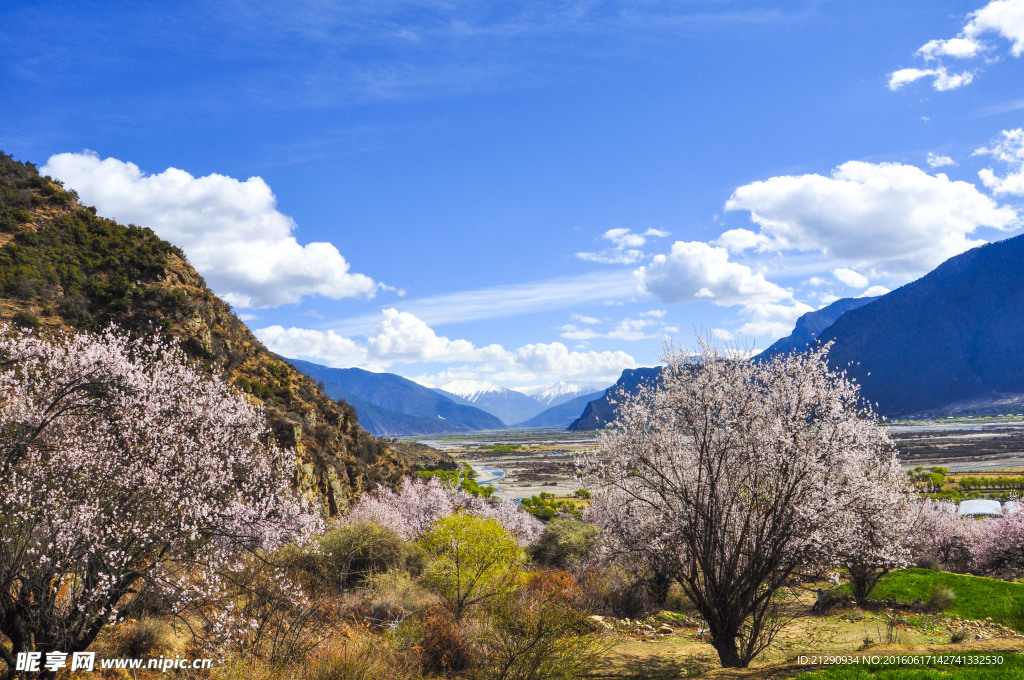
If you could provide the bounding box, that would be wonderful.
[439,379,507,402]
[522,381,609,407]
[435,380,545,426]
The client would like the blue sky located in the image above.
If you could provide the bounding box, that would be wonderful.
[4,0,1024,389]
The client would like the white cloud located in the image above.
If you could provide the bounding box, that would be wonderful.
[737,300,815,338]
[832,268,869,288]
[635,240,812,341]
[571,313,601,324]
[559,314,670,342]
[576,227,669,264]
[257,326,371,368]
[636,241,791,306]
[927,152,958,168]
[976,128,1024,195]
[511,342,636,380]
[714,227,775,252]
[710,328,734,341]
[723,160,1018,278]
[364,309,508,364]
[860,285,891,298]
[41,152,380,309]
[890,0,1024,90]
[917,37,986,60]
[887,66,974,91]
[963,0,1024,57]
[257,308,637,383]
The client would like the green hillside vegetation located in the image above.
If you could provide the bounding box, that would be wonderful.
[0,152,407,514]
[869,569,1024,632]
[418,463,496,497]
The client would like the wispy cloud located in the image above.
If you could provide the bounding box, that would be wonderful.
[326,270,638,335]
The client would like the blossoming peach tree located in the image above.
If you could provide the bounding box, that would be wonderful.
[0,326,319,679]
[580,340,912,668]
[347,476,543,545]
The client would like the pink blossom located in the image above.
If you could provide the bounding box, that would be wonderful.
[0,325,320,668]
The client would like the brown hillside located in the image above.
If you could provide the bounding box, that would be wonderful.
[0,152,406,514]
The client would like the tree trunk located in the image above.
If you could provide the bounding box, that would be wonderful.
[710,629,744,668]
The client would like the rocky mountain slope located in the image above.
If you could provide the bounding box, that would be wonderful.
[817,234,1024,417]
[757,296,877,360]
[567,367,662,431]
[0,152,405,514]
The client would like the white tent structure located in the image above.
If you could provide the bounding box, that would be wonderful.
[957,499,1003,517]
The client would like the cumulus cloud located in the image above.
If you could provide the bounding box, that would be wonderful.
[976,128,1024,195]
[737,300,815,338]
[832,268,869,288]
[927,152,958,168]
[636,241,791,306]
[257,326,371,367]
[860,285,891,298]
[364,309,508,364]
[889,0,1024,90]
[633,240,811,341]
[577,227,669,264]
[722,161,1018,277]
[256,308,637,382]
[41,151,380,308]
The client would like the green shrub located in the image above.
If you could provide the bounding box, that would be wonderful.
[11,310,38,328]
[520,492,582,521]
[362,569,439,625]
[529,518,599,569]
[417,466,495,497]
[420,513,527,619]
[926,586,957,612]
[479,584,609,680]
[287,522,406,593]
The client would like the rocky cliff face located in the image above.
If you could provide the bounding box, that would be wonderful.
[0,152,406,513]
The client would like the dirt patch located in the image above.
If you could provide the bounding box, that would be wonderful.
[588,603,1024,679]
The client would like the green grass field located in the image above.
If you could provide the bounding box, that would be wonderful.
[791,653,1024,679]
[868,568,1024,632]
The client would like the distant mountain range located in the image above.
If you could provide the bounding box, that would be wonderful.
[521,382,607,407]
[434,380,547,426]
[286,360,504,436]
[286,362,611,434]
[518,390,606,428]
[570,233,1024,427]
